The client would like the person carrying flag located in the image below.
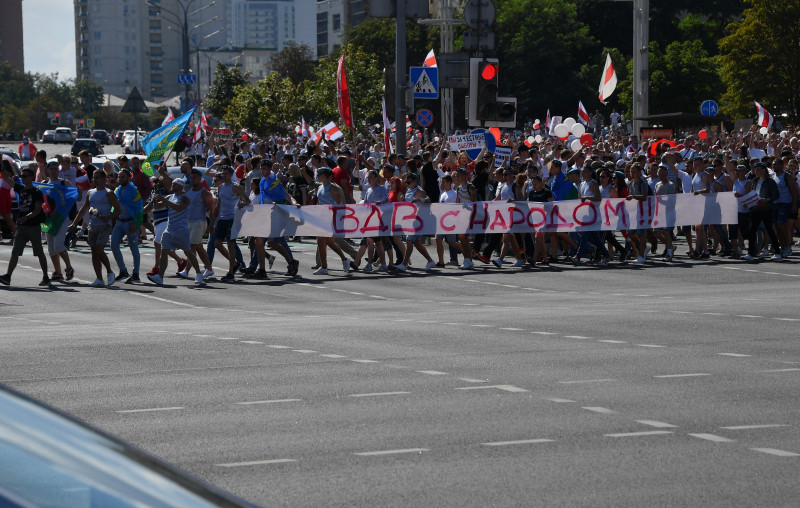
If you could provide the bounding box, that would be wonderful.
[111,169,144,283]
[41,160,76,281]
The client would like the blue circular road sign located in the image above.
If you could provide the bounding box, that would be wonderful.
[416,109,433,127]
[700,100,719,117]
[465,128,497,160]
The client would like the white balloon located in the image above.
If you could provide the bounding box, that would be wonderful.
[554,124,569,139]
[534,135,543,143]
[571,139,582,151]
[563,117,576,129]
[527,136,535,144]
[308,126,315,134]
[571,123,585,137]
[534,119,541,125]
[434,136,440,142]
[759,126,769,135]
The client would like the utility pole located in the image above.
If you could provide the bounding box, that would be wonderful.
[440,0,454,135]
[395,1,407,155]
[632,0,649,136]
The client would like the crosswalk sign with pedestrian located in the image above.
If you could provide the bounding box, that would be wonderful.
[410,67,439,99]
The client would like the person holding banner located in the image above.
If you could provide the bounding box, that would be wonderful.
[41,161,76,281]
[311,168,352,276]
[732,164,754,259]
[395,172,437,273]
[748,162,781,261]
[569,166,610,265]
[493,167,526,268]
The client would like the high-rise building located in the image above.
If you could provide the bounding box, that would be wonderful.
[0,0,25,72]
[315,0,365,58]
[227,0,315,56]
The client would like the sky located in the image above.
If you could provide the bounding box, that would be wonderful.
[23,0,76,79]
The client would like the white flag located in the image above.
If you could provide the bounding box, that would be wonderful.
[598,54,618,104]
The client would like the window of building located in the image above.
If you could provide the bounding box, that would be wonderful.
[93,31,101,40]
[332,14,340,31]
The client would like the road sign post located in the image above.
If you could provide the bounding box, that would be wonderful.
[410,67,439,99]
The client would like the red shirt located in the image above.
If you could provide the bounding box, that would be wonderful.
[0,182,14,214]
[331,165,351,194]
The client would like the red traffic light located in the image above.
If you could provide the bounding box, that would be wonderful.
[55,113,60,118]
[481,63,498,81]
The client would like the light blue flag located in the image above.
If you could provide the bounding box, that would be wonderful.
[141,107,196,176]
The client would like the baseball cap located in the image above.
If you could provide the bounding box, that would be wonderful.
[172,178,185,187]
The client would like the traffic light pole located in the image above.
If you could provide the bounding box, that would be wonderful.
[395,0,407,156]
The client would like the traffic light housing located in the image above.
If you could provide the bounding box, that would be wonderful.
[476,60,498,121]
[468,57,517,128]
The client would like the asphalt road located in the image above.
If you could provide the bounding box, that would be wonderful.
[2,223,800,506]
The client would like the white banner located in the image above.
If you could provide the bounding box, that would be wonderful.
[448,133,486,151]
[232,194,738,239]
[494,147,512,167]
[737,190,760,210]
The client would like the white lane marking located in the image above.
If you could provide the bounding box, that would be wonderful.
[215,459,297,467]
[481,439,554,446]
[501,284,518,288]
[456,384,529,393]
[152,330,169,333]
[218,337,241,340]
[292,350,318,353]
[354,448,429,456]
[701,312,727,316]
[605,431,673,438]
[320,354,347,358]
[582,406,616,414]
[393,319,411,322]
[564,335,592,339]
[499,327,524,331]
[128,292,199,308]
[737,315,763,318]
[192,334,213,338]
[418,320,437,324]
[349,391,411,398]
[369,295,387,300]
[669,311,693,314]
[774,317,800,322]
[266,345,291,349]
[654,373,710,378]
[637,344,668,348]
[689,433,734,443]
[116,406,184,414]
[557,379,614,384]
[760,368,800,373]
[417,370,449,375]
[236,399,302,405]
[458,378,488,383]
[547,398,575,403]
[636,420,678,428]
[721,424,789,430]
[470,324,492,328]
[443,322,461,326]
[240,341,263,344]
[350,359,380,363]
[750,448,799,457]
[531,331,558,335]
[717,353,751,357]
[598,340,627,344]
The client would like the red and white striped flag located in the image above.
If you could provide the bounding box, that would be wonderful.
[301,116,309,138]
[598,54,618,104]
[578,101,590,125]
[0,177,15,201]
[423,49,437,68]
[194,112,208,143]
[313,121,343,143]
[545,109,551,129]
[75,168,91,191]
[754,101,773,128]
[382,98,393,155]
[162,107,175,126]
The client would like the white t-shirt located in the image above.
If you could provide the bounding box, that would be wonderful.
[439,189,457,204]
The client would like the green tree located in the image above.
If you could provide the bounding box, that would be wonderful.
[204,62,250,119]
[719,0,800,120]
[0,62,35,112]
[303,44,383,135]
[271,43,316,85]
[345,18,438,73]
[224,73,303,136]
[73,79,104,113]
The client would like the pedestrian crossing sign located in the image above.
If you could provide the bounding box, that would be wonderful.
[410,67,439,99]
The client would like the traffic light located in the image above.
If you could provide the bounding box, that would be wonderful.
[476,60,498,121]
[55,113,60,123]
[468,57,517,128]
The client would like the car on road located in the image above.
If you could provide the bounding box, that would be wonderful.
[76,128,93,139]
[71,138,103,156]
[0,148,23,174]
[92,129,111,145]
[0,384,260,508]
[53,127,74,144]
[122,130,148,153]
[40,130,55,143]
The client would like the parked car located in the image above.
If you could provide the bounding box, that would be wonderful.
[53,127,74,144]
[76,128,93,139]
[122,130,148,153]
[0,385,260,508]
[71,138,103,156]
[40,130,55,143]
[92,129,111,145]
[114,131,124,144]
[0,148,23,174]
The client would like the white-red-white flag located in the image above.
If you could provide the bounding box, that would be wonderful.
[382,98,393,155]
[162,107,175,126]
[598,54,618,104]
[548,116,562,137]
[545,109,551,129]
[754,101,773,128]
[423,49,437,68]
[194,112,208,143]
[313,121,343,142]
[578,101,590,125]
[301,116,309,138]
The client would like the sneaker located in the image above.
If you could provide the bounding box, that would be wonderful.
[65,267,74,281]
[363,263,373,273]
[51,272,64,282]
[447,260,460,266]
[761,249,770,257]
[289,259,299,277]
[619,250,629,263]
[313,267,329,275]
[221,273,235,282]
[39,277,51,286]
[568,256,581,265]
[474,253,490,264]
[536,259,549,266]
[126,274,140,284]
[194,274,205,285]
[147,265,159,276]
[634,256,646,264]
[106,272,116,286]
[770,253,782,261]
[425,260,437,271]
[511,259,525,268]
[731,249,742,259]
[460,258,474,270]
[0,274,9,285]
[176,258,188,273]
[436,262,446,268]
[743,254,756,261]
[643,246,651,259]
[202,268,215,279]
[375,264,388,273]
[146,273,163,285]
[599,257,610,265]
[90,278,105,287]
[268,254,276,269]
[176,269,191,279]
[253,268,268,279]
[394,263,407,272]
[116,270,130,281]
[699,251,710,259]
[665,249,673,262]
[492,258,503,268]
[343,259,352,272]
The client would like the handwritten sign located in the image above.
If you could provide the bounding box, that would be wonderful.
[494,147,512,168]
[449,133,487,152]
[737,190,760,209]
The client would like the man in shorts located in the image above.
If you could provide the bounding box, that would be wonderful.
[0,167,51,286]
[41,160,75,281]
